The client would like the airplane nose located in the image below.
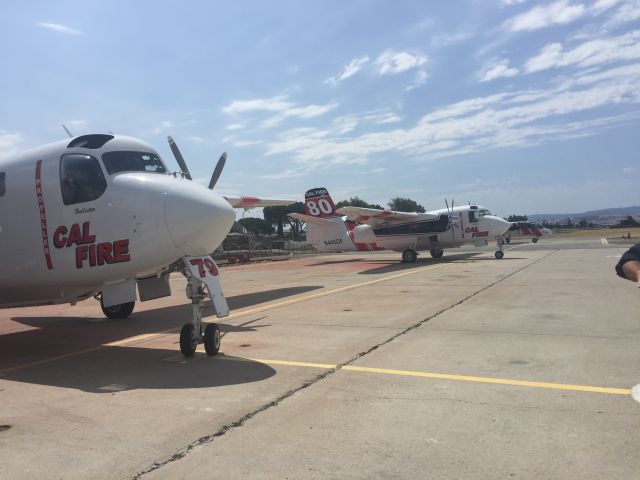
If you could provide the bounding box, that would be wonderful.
[165,181,236,256]
[494,217,511,235]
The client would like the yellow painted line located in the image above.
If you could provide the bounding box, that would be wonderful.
[247,358,631,396]
[0,263,446,376]
[227,263,446,319]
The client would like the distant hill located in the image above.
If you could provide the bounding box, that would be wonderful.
[528,206,640,224]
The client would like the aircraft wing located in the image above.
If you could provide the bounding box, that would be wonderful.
[223,195,295,209]
[336,206,439,226]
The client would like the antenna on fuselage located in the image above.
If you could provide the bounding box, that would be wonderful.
[62,125,73,138]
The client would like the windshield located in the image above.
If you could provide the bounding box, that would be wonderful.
[102,151,167,175]
[479,209,492,217]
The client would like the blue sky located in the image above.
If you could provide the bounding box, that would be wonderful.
[0,0,638,216]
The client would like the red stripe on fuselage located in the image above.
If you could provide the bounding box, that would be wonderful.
[35,160,53,270]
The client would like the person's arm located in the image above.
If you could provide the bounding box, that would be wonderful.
[622,260,640,287]
[616,243,640,287]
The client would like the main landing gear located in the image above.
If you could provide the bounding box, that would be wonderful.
[100,297,135,319]
[495,235,506,259]
[402,249,418,263]
[180,274,221,357]
[430,248,444,259]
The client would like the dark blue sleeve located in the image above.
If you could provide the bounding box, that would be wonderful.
[616,243,640,278]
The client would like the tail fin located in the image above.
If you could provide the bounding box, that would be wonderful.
[291,192,353,252]
[304,187,340,218]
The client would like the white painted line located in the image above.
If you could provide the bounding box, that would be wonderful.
[631,383,640,404]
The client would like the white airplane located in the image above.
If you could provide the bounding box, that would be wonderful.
[0,133,293,357]
[290,187,511,262]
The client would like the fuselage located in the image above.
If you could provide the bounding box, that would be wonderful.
[0,134,235,308]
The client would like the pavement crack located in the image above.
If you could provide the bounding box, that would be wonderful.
[132,368,340,479]
[134,251,554,479]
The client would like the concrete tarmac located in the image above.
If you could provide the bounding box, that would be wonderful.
[0,237,638,479]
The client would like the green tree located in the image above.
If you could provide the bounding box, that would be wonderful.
[507,215,529,222]
[238,217,275,235]
[387,197,425,213]
[335,196,384,210]
[263,202,305,238]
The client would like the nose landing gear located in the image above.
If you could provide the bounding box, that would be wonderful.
[495,236,506,259]
[179,256,228,357]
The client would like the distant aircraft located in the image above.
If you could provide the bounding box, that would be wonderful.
[0,133,293,356]
[504,221,552,243]
[289,187,511,262]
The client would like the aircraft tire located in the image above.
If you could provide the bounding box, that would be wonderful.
[180,323,198,357]
[402,249,417,263]
[101,300,135,319]
[204,323,221,356]
[532,237,538,243]
[495,250,504,259]
[430,249,444,259]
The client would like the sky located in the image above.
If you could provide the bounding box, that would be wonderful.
[0,0,639,217]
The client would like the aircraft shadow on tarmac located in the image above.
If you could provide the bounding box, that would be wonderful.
[1,286,320,391]
[2,350,277,394]
[355,252,483,275]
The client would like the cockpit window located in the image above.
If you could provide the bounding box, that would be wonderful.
[102,151,167,175]
[60,154,107,205]
[479,209,491,217]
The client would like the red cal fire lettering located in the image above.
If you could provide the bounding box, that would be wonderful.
[53,222,131,269]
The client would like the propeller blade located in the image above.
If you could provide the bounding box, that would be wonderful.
[208,152,227,190]
[445,198,450,214]
[167,136,192,180]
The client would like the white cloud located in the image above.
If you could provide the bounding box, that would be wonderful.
[222,95,338,129]
[0,131,25,160]
[264,63,640,166]
[258,168,306,180]
[221,96,293,115]
[591,0,622,15]
[259,102,339,129]
[505,0,586,32]
[221,135,262,148]
[603,0,640,30]
[524,30,640,73]
[374,50,427,76]
[622,166,638,173]
[152,120,174,135]
[225,122,247,131]
[430,32,472,48]
[325,55,370,85]
[479,59,519,82]
[406,70,429,91]
[36,22,84,35]
[501,0,529,5]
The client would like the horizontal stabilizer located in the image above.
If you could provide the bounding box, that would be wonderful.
[288,212,342,226]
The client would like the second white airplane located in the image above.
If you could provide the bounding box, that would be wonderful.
[290,187,510,262]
